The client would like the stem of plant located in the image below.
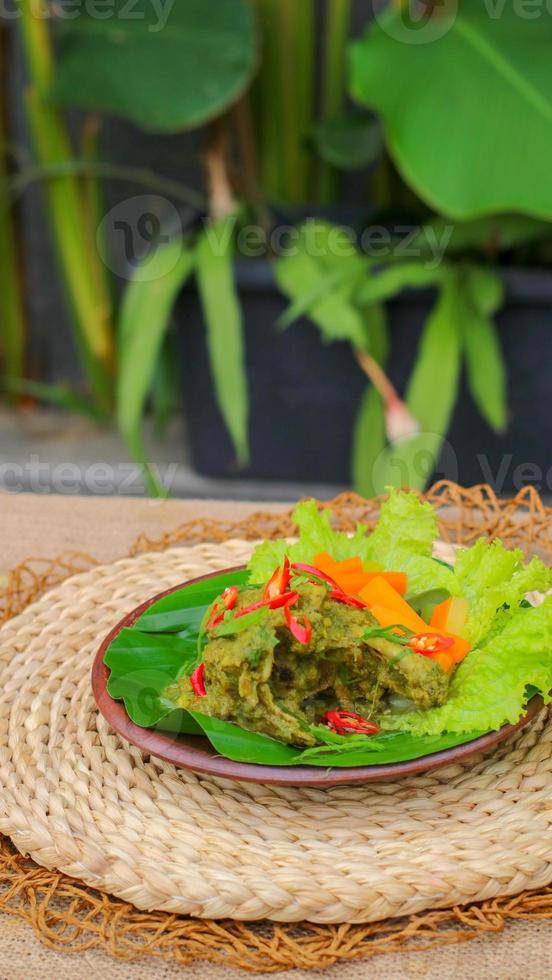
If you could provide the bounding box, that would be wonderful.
[81,113,115,332]
[5,160,206,211]
[204,118,236,221]
[275,0,313,203]
[232,95,271,234]
[19,0,115,415]
[0,26,26,390]
[355,348,420,443]
[294,0,315,201]
[251,0,283,201]
[319,0,352,204]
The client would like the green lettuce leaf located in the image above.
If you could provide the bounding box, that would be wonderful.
[382,599,552,735]
[248,491,438,583]
[454,538,552,645]
[363,490,437,565]
[247,499,371,583]
[399,555,460,599]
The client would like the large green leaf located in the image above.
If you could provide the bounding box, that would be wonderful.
[351,2,552,218]
[50,0,258,131]
[186,712,482,767]
[136,569,249,633]
[370,271,463,492]
[117,238,194,494]
[351,384,386,499]
[351,312,390,498]
[196,216,249,465]
[106,629,200,728]
[104,569,484,766]
[462,266,507,433]
[405,271,463,434]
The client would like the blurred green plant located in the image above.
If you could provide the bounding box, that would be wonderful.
[2,0,552,495]
[351,0,552,219]
[275,221,509,494]
[19,0,116,414]
[0,28,26,390]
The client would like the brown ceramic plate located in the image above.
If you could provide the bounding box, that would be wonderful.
[92,567,544,787]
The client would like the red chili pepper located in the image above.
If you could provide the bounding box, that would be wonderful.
[284,601,312,645]
[290,562,343,592]
[328,590,367,610]
[322,710,380,736]
[409,632,454,655]
[206,604,225,631]
[235,590,299,618]
[264,557,291,600]
[206,585,240,630]
[267,590,299,610]
[190,663,206,698]
[221,586,239,611]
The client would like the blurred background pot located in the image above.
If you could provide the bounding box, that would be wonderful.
[181,263,552,492]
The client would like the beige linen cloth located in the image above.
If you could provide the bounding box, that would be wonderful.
[0,490,551,980]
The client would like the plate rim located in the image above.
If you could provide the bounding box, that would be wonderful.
[91,565,544,787]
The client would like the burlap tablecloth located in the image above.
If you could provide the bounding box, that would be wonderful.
[1,490,551,979]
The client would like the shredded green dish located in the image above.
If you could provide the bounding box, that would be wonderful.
[104,490,552,766]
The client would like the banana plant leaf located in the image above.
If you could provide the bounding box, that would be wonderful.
[104,569,484,767]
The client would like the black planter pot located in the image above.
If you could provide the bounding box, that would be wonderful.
[180,262,552,494]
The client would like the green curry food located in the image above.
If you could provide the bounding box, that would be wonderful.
[106,489,552,764]
[174,578,449,748]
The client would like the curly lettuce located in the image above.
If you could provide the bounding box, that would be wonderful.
[248,491,439,583]
[247,498,372,583]
[454,538,552,645]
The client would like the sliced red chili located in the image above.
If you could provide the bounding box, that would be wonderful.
[205,585,240,630]
[323,710,380,736]
[290,562,343,592]
[190,663,206,698]
[284,601,312,645]
[328,590,367,610]
[205,604,225,631]
[267,590,299,610]
[409,632,454,656]
[264,557,291,600]
[234,589,299,618]
[221,586,239,611]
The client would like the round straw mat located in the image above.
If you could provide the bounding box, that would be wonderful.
[1,537,552,926]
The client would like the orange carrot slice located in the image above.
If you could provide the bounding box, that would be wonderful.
[335,557,364,575]
[367,600,428,637]
[428,651,455,673]
[360,577,425,627]
[374,572,407,596]
[445,634,471,664]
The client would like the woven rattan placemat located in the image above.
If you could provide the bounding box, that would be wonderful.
[1,483,552,972]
